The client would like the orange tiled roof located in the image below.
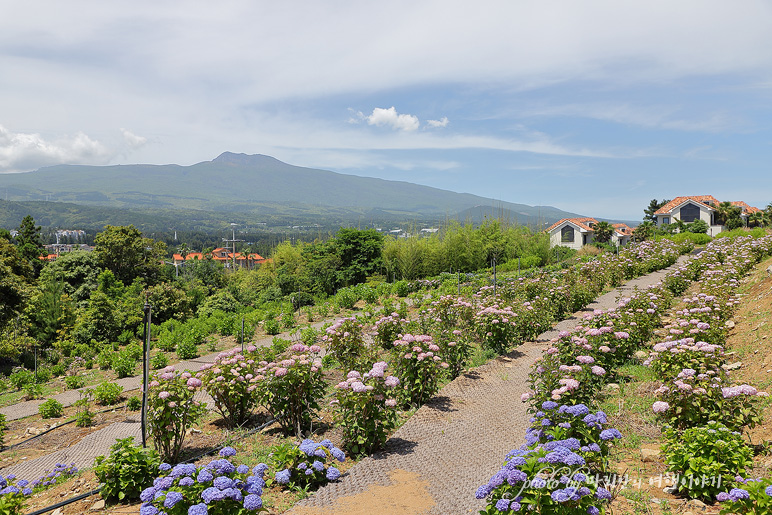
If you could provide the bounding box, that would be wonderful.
[730,201,761,214]
[654,195,720,215]
[546,217,599,233]
[612,223,632,235]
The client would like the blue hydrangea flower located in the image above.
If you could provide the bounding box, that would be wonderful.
[223,487,242,501]
[298,463,308,470]
[236,464,250,474]
[275,469,291,484]
[312,461,325,472]
[243,493,263,510]
[729,488,751,501]
[475,485,491,499]
[331,447,346,462]
[139,505,159,515]
[542,401,558,410]
[171,463,196,478]
[140,487,156,503]
[159,463,172,472]
[188,503,208,515]
[213,476,234,490]
[595,487,612,500]
[197,470,214,483]
[587,507,600,515]
[530,478,546,488]
[153,476,173,490]
[163,491,183,508]
[765,485,772,496]
[326,467,341,481]
[304,469,314,475]
[219,447,237,457]
[320,439,333,449]
[495,498,510,511]
[179,477,194,487]
[252,463,269,476]
[551,489,570,502]
[600,428,622,440]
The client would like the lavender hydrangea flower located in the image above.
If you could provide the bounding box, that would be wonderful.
[139,505,159,515]
[495,498,510,510]
[213,476,234,489]
[179,477,194,487]
[237,465,250,474]
[188,503,208,515]
[197,470,214,483]
[140,487,157,503]
[729,488,750,501]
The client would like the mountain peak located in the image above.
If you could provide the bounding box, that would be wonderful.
[213,152,281,166]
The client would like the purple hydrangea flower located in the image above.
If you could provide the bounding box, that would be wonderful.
[213,476,234,490]
[139,505,159,515]
[188,503,208,515]
[495,498,510,511]
[237,465,250,474]
[179,477,194,487]
[312,461,325,472]
[197,470,214,483]
[140,487,156,503]
[729,488,750,501]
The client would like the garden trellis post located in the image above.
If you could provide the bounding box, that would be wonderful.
[141,301,152,448]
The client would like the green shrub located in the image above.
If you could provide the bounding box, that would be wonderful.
[9,367,34,390]
[65,375,86,390]
[393,280,410,297]
[24,382,43,400]
[150,352,168,370]
[662,421,753,500]
[263,318,281,335]
[335,287,358,309]
[75,390,95,427]
[50,363,66,377]
[126,396,142,411]
[123,342,143,361]
[111,350,136,379]
[96,348,114,370]
[94,436,160,502]
[33,366,53,384]
[94,381,124,405]
[175,338,198,360]
[0,413,7,448]
[39,398,64,419]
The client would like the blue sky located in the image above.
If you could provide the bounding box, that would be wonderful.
[1,1,772,220]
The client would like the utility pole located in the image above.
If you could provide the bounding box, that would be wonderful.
[222,223,243,269]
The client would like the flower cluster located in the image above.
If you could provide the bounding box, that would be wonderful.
[644,338,725,381]
[472,304,521,355]
[716,476,772,514]
[140,447,267,515]
[273,438,345,489]
[0,463,78,515]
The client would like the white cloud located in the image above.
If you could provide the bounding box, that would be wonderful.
[366,107,420,132]
[0,124,112,172]
[426,117,449,128]
[121,128,148,149]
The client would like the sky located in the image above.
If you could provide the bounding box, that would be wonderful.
[1,1,772,220]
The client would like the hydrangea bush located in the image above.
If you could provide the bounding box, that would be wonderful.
[322,317,372,371]
[272,438,345,490]
[147,366,208,463]
[140,447,266,515]
[391,334,448,408]
[255,343,325,436]
[373,312,409,351]
[717,476,772,514]
[472,304,521,355]
[661,421,753,501]
[334,362,400,456]
[198,349,259,429]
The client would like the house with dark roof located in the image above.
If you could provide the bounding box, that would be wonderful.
[547,217,632,250]
[654,195,760,235]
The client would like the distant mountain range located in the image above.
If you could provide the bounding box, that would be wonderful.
[0,152,601,231]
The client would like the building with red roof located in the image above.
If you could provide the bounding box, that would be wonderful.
[547,217,632,250]
[653,195,760,235]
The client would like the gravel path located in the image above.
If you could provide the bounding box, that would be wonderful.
[289,255,689,515]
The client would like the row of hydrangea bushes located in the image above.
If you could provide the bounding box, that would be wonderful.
[640,235,772,509]
[474,245,694,513]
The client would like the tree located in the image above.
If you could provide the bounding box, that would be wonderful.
[644,199,670,222]
[714,202,742,227]
[334,228,384,286]
[632,221,656,242]
[38,250,102,305]
[747,211,764,228]
[592,221,614,244]
[94,225,167,285]
[0,236,32,328]
[15,215,45,275]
